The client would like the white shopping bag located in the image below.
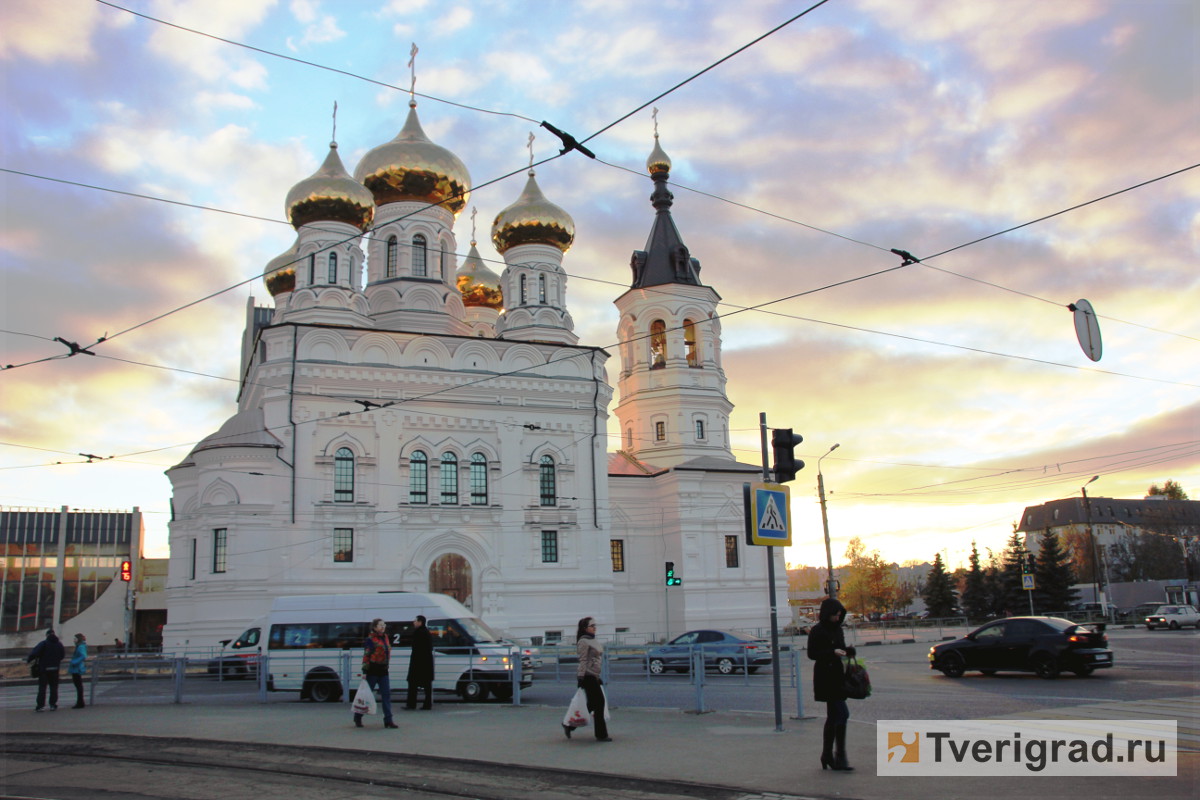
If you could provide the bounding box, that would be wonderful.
[600,685,612,722]
[562,687,589,728]
[352,678,377,716]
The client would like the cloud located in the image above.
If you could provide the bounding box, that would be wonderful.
[0,0,105,62]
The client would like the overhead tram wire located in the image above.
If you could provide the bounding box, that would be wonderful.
[93,0,539,124]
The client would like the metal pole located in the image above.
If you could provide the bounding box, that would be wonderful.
[1082,478,1104,614]
[818,444,839,599]
[759,412,784,732]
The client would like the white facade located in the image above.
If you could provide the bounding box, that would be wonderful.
[162,110,785,651]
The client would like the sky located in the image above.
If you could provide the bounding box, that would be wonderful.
[2,0,1197,571]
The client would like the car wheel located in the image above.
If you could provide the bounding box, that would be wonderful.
[648,659,666,675]
[716,657,735,675]
[939,652,965,678]
[308,679,341,702]
[980,669,997,676]
[1169,621,1180,630]
[459,677,490,702]
[1073,665,1094,677]
[1033,655,1060,680]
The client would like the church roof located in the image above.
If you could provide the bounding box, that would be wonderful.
[607,451,761,476]
[193,408,284,454]
[608,450,667,476]
[629,134,702,289]
[672,455,763,474]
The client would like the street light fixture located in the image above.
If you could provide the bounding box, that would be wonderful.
[1080,475,1109,619]
[818,444,840,599]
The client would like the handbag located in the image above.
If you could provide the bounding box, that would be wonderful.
[29,659,40,679]
[562,687,590,729]
[843,656,871,699]
[351,678,377,716]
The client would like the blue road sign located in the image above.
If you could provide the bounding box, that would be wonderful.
[744,482,792,546]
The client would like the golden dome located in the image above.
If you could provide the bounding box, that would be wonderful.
[491,172,574,255]
[264,241,299,296]
[353,105,471,215]
[646,135,672,175]
[285,142,375,231]
[456,241,503,309]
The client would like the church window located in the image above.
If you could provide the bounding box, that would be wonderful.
[610,540,625,572]
[684,319,699,367]
[695,420,705,440]
[412,234,427,276]
[725,535,739,568]
[334,447,354,502]
[440,452,458,504]
[441,243,450,279]
[327,252,338,283]
[333,528,353,563]
[409,451,428,504]
[519,274,527,304]
[650,320,666,368]
[212,528,227,574]
[541,530,558,563]
[190,538,197,580]
[470,453,488,505]
[655,421,666,442]
[539,455,556,507]
[625,427,633,449]
[386,236,398,277]
[538,274,546,304]
[308,253,315,286]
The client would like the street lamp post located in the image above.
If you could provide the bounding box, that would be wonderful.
[818,444,840,599]
[1081,476,1107,618]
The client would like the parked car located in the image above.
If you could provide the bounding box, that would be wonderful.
[1144,605,1200,630]
[207,651,260,679]
[646,630,772,675]
[928,616,1112,679]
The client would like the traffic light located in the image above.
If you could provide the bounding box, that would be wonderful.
[1023,553,1035,574]
[664,561,681,586]
[120,560,132,582]
[771,428,805,483]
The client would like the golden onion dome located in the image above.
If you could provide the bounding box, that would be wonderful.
[353,104,471,215]
[646,135,672,175]
[285,142,375,231]
[491,171,575,255]
[264,241,299,296]
[456,241,503,309]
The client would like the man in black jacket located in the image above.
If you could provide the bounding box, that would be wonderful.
[405,615,434,710]
[27,629,66,711]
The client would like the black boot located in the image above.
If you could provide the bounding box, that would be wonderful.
[833,723,854,771]
[820,719,835,769]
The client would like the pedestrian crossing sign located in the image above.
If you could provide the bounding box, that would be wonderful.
[744,482,792,546]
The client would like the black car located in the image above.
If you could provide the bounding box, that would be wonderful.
[928,616,1113,679]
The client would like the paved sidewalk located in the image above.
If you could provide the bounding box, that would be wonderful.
[5,698,1195,800]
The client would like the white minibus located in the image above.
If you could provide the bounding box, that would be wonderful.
[251,592,531,702]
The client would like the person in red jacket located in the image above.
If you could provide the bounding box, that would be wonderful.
[355,618,397,729]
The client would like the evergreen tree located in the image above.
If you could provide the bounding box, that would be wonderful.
[1033,531,1078,612]
[922,553,958,617]
[999,531,1028,615]
[960,541,990,621]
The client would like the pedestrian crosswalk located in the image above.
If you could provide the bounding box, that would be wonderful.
[991,696,1199,751]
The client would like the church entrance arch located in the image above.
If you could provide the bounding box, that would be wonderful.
[429,553,473,611]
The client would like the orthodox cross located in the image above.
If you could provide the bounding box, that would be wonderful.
[408,43,419,104]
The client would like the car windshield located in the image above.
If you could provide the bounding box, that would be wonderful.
[457,616,504,643]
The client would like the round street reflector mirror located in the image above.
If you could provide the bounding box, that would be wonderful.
[1070,298,1102,362]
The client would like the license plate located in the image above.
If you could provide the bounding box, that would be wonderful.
[1094,653,1110,661]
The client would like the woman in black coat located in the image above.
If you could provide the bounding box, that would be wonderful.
[807,598,855,771]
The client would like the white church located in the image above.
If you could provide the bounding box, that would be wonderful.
[161,99,785,651]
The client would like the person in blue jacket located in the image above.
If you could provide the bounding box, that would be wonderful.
[68,633,88,708]
[27,629,66,711]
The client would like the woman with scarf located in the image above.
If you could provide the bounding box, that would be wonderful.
[355,618,397,729]
[807,598,855,770]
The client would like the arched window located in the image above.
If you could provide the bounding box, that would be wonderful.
[327,252,338,283]
[519,274,528,304]
[655,421,666,441]
[695,419,706,440]
[539,455,556,507]
[684,318,699,367]
[440,243,450,279]
[412,234,427,276]
[650,319,667,368]
[308,253,315,286]
[440,452,458,504]
[334,447,354,502]
[470,453,488,505]
[538,274,547,304]
[386,236,398,277]
[625,427,633,449]
[409,450,428,504]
